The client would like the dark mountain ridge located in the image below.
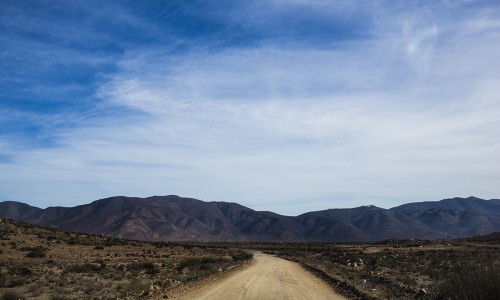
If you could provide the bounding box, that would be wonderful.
[0,195,499,242]
[391,196,500,215]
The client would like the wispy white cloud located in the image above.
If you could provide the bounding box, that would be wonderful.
[1,1,500,214]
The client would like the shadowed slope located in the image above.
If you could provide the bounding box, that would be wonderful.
[1,196,499,241]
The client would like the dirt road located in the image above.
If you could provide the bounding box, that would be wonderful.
[175,252,346,300]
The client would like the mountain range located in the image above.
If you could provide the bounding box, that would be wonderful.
[1,195,499,242]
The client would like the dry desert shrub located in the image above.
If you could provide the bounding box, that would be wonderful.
[1,290,24,300]
[0,218,252,299]
[126,260,159,275]
[436,260,500,300]
[22,246,46,258]
[177,257,228,273]
[116,279,150,297]
[232,250,253,261]
[64,263,101,273]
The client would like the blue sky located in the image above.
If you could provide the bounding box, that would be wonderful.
[1,0,500,215]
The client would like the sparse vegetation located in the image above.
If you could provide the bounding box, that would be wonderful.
[1,216,498,299]
[249,240,500,299]
[64,263,101,273]
[116,278,150,297]
[0,218,252,298]
[1,290,24,300]
[126,260,159,274]
[436,260,500,300]
[232,250,253,261]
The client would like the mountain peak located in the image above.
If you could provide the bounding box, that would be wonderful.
[1,196,499,242]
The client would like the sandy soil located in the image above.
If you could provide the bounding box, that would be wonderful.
[175,252,346,300]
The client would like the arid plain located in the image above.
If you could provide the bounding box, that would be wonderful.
[1,217,499,299]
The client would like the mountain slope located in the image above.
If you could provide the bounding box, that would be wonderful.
[391,196,500,215]
[0,196,303,241]
[391,196,500,237]
[0,196,499,242]
[295,206,444,241]
[0,201,43,221]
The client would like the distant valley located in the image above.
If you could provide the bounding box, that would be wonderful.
[1,195,499,242]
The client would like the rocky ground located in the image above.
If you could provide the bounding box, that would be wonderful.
[256,238,500,299]
[0,218,252,299]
